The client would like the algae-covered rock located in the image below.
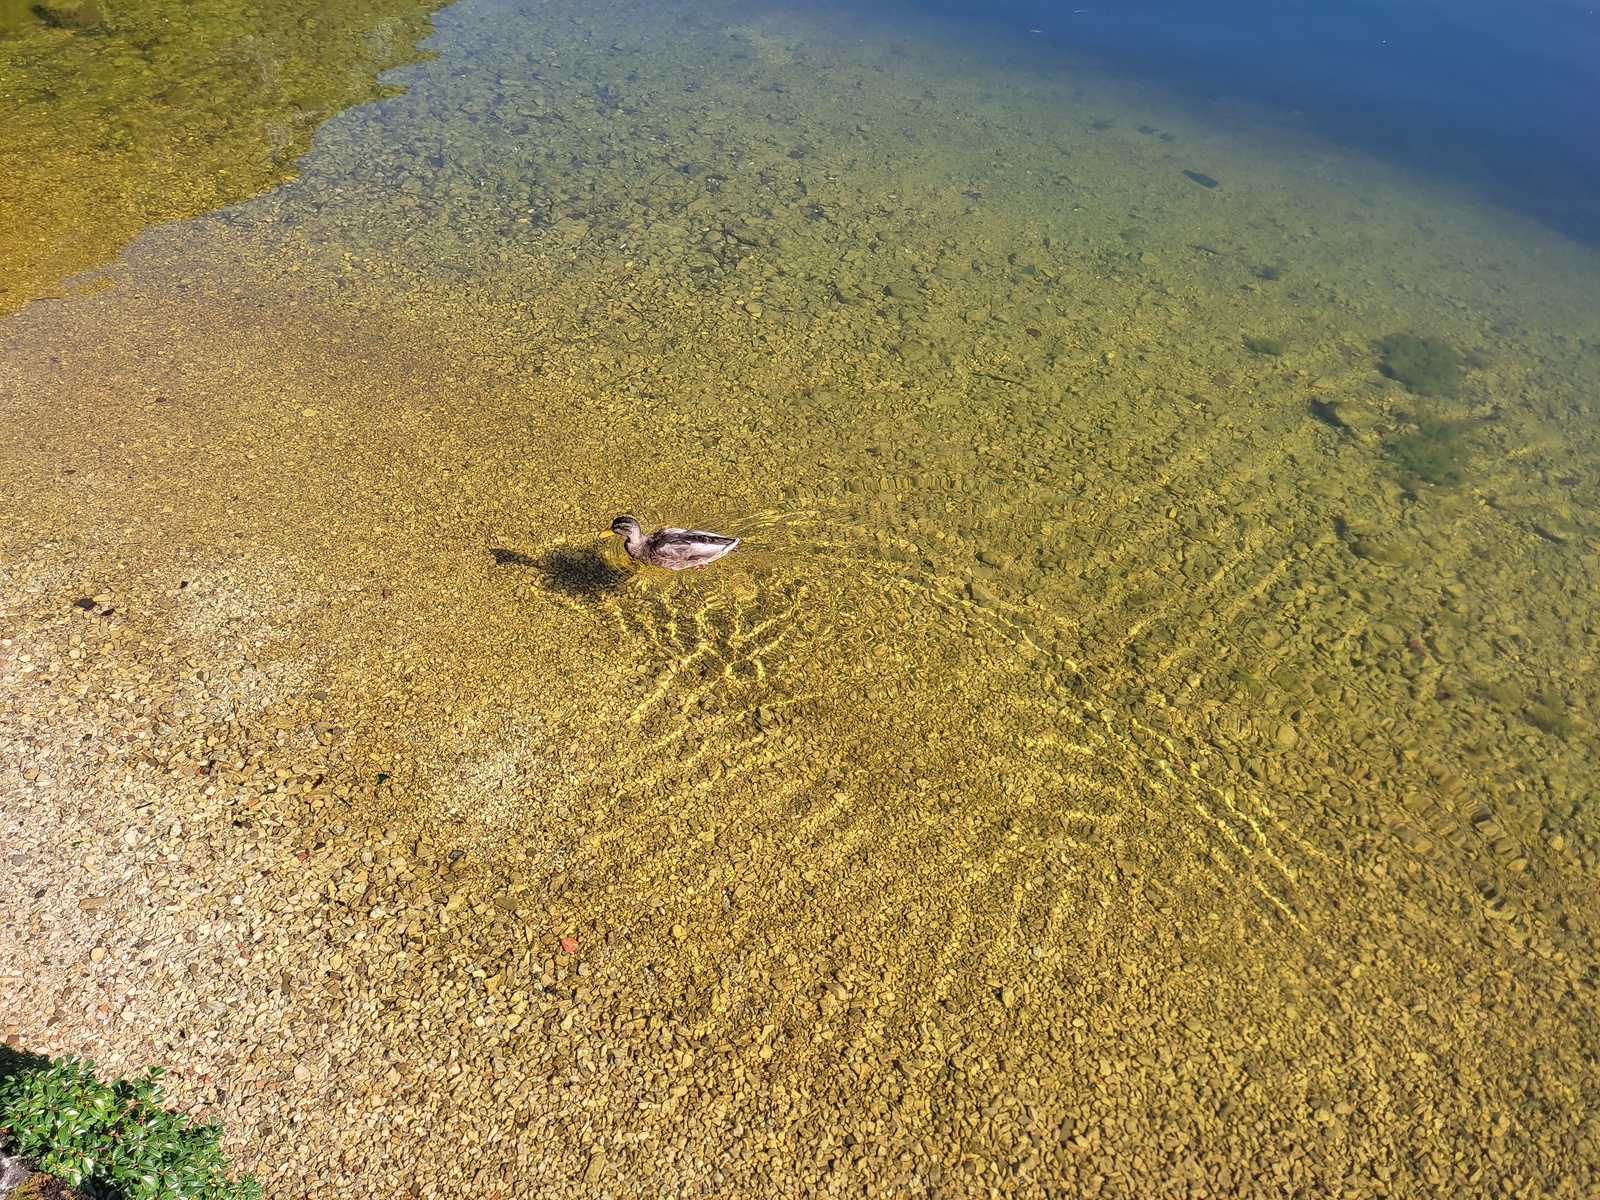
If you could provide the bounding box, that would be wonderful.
[1350,538,1413,567]
[1325,398,1386,439]
[1527,691,1574,737]
[1243,335,1284,356]
[36,0,100,28]
[1478,681,1526,711]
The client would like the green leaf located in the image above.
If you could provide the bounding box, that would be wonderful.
[1,1054,258,1200]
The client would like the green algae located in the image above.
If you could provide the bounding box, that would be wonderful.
[1527,692,1574,737]
[0,0,445,315]
[1387,415,1475,486]
[1378,333,1461,396]
[1480,681,1527,710]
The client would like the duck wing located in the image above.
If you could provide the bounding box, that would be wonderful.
[657,526,736,543]
[645,527,740,569]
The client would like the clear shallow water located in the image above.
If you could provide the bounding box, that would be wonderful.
[5,0,1600,1194]
[917,0,1600,242]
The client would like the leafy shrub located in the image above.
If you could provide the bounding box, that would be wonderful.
[0,1053,259,1200]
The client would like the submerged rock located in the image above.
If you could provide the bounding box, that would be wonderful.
[1350,538,1414,567]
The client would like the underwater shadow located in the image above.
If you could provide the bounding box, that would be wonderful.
[1307,398,1344,429]
[489,547,538,567]
[522,545,629,600]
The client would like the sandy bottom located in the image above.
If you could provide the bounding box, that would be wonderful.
[4,0,1600,1197]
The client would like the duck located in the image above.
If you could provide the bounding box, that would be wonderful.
[611,515,740,570]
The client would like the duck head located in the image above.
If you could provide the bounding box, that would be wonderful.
[611,515,643,551]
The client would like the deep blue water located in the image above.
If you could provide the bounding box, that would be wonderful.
[915,0,1600,243]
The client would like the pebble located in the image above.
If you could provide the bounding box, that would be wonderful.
[968,581,999,606]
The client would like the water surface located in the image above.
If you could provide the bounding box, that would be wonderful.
[922,0,1600,241]
[3,0,1600,1195]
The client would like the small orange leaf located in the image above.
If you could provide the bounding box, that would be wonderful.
[560,937,578,953]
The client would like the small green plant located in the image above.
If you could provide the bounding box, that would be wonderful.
[0,1054,259,1200]
[1378,333,1461,396]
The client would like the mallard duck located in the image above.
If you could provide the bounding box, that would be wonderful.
[611,515,739,570]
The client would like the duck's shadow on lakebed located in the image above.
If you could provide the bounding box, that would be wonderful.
[491,544,628,599]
